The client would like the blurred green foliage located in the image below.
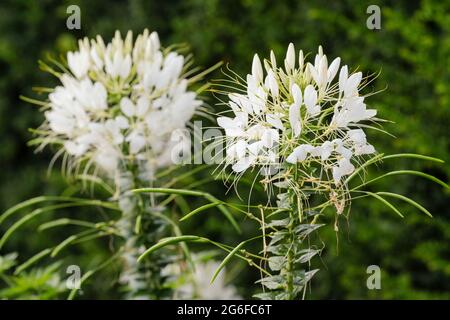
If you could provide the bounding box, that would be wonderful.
[0,0,448,299]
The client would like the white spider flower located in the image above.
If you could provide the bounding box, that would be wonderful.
[217,43,377,185]
[37,30,202,178]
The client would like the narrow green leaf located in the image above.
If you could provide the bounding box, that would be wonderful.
[14,248,52,275]
[132,187,206,197]
[0,196,119,225]
[210,241,246,284]
[173,196,191,215]
[134,187,241,233]
[51,229,108,258]
[180,202,221,221]
[354,170,448,190]
[382,153,444,163]
[0,209,42,249]
[364,191,404,218]
[345,153,384,183]
[68,250,122,300]
[38,218,96,231]
[376,192,433,218]
[138,236,204,262]
[0,202,117,249]
[0,196,73,225]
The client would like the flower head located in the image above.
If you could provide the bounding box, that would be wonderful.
[217,44,378,187]
[37,30,202,178]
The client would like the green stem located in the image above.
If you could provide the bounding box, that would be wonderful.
[286,209,295,299]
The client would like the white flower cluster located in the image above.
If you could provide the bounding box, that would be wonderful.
[218,44,377,184]
[42,30,201,177]
[162,258,241,300]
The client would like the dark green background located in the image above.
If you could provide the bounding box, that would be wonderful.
[0,0,448,299]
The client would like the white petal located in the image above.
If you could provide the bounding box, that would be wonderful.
[251,54,263,83]
[291,83,302,107]
[332,166,342,184]
[327,57,341,83]
[120,97,135,117]
[120,54,132,79]
[347,129,366,144]
[332,158,355,184]
[270,50,277,68]
[129,134,146,153]
[344,72,362,96]
[304,85,320,115]
[285,43,295,72]
[286,151,298,164]
[289,103,301,137]
[339,158,355,174]
[115,116,129,129]
[217,117,235,129]
[287,144,313,163]
[232,157,252,173]
[320,141,333,160]
[266,113,284,131]
[308,63,319,85]
[261,129,279,148]
[318,55,328,86]
[339,65,348,93]
[235,140,248,159]
[266,70,279,97]
[136,96,150,116]
[248,141,263,156]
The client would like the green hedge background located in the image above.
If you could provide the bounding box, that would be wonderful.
[0,0,448,299]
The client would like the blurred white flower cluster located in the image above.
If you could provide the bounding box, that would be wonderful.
[218,44,377,185]
[40,30,201,178]
[162,257,241,300]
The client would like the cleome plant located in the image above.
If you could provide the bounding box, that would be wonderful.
[0,30,228,299]
[136,44,448,300]
[0,32,447,300]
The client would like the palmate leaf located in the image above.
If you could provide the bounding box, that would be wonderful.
[296,249,320,264]
[253,291,281,300]
[268,256,285,271]
[294,223,324,238]
[256,275,284,290]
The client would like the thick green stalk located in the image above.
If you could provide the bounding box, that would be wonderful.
[116,166,174,299]
[285,209,295,299]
